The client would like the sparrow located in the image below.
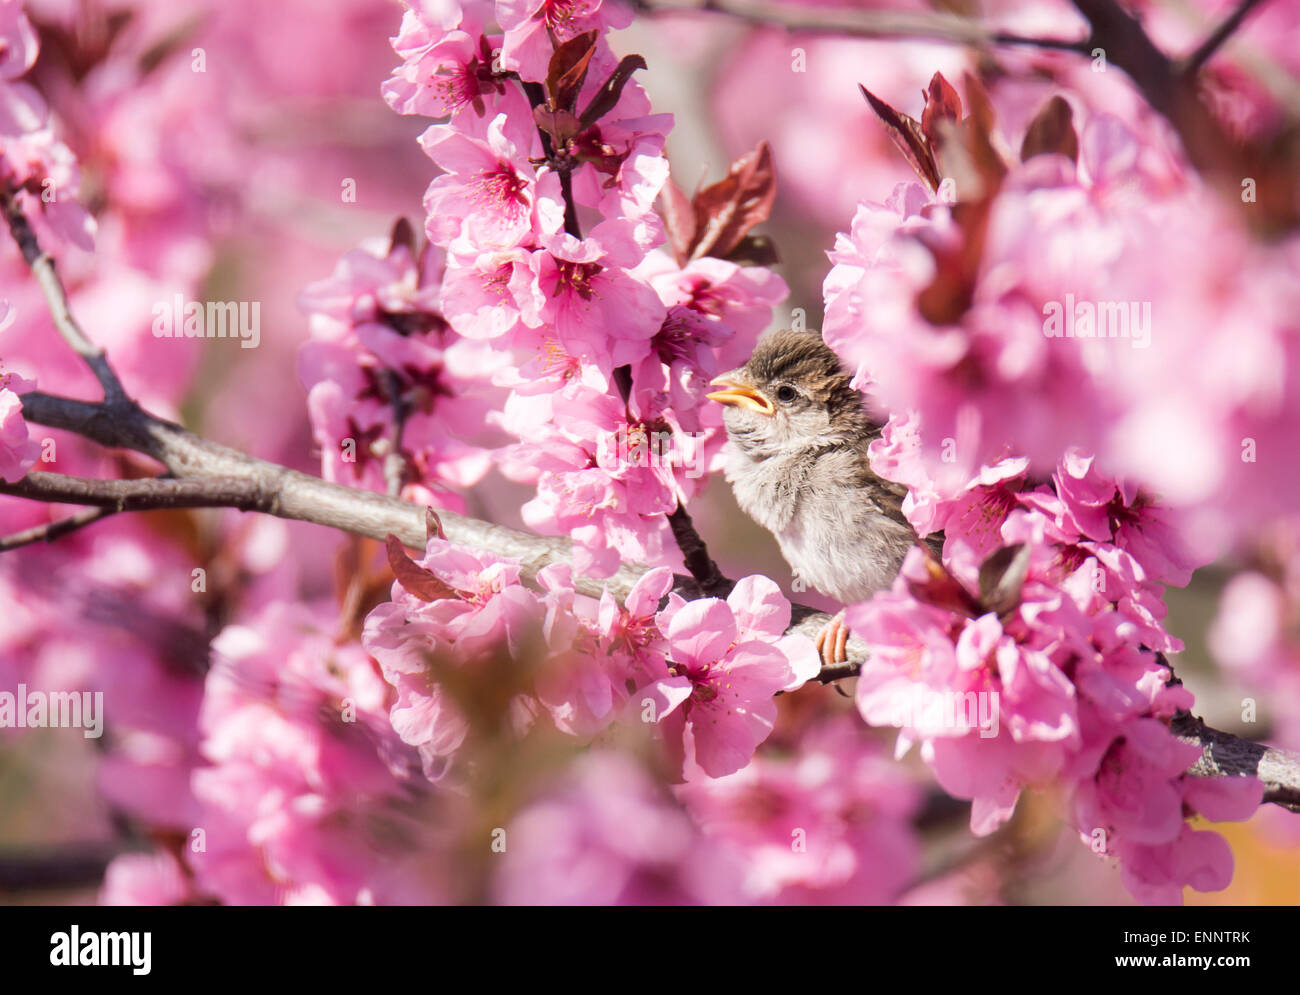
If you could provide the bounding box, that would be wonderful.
[707,328,933,664]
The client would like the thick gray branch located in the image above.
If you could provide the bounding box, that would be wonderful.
[14,391,655,604]
[1172,711,1300,813]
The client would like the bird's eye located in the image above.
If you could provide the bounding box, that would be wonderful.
[775,385,798,403]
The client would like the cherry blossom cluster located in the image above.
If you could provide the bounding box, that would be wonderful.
[847,448,1262,903]
[675,715,922,903]
[297,228,494,510]
[358,534,925,902]
[0,0,93,248]
[823,103,1300,563]
[102,600,450,905]
[379,0,787,575]
[0,365,37,483]
[815,74,1290,903]
[364,534,819,781]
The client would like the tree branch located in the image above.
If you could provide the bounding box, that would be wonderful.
[0,505,117,552]
[666,502,732,597]
[0,471,275,511]
[13,390,651,603]
[630,0,1090,52]
[1065,0,1295,230]
[1,187,128,406]
[635,0,1294,229]
[1179,0,1271,78]
[518,78,583,238]
[1172,711,1300,813]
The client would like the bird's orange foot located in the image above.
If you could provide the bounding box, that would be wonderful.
[814,608,850,667]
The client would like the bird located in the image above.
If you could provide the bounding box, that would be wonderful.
[706,327,935,665]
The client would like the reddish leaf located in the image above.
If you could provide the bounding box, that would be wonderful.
[578,54,648,130]
[546,28,598,112]
[961,72,996,134]
[533,105,581,147]
[916,198,993,325]
[689,140,777,261]
[1020,95,1079,163]
[920,72,962,147]
[928,74,1008,205]
[657,173,696,265]
[859,84,940,192]
[425,507,446,543]
[385,533,456,602]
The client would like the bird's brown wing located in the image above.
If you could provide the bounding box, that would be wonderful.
[853,443,945,556]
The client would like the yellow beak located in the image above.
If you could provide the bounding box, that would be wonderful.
[706,373,775,416]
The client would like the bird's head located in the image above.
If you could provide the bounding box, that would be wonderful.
[706,328,873,456]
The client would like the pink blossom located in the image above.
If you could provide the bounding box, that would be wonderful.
[496,0,633,82]
[362,537,543,776]
[529,227,667,375]
[298,234,494,508]
[420,105,565,249]
[190,601,449,905]
[0,381,39,483]
[1018,449,1202,585]
[438,243,545,341]
[384,23,507,120]
[678,716,922,903]
[532,563,673,736]
[496,381,694,576]
[99,851,193,907]
[492,751,742,905]
[0,0,37,82]
[636,577,820,779]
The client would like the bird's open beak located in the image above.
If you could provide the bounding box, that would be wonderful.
[706,373,775,416]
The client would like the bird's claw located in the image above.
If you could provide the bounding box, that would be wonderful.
[814,608,850,667]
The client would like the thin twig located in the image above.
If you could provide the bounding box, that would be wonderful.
[631,0,1090,52]
[518,79,583,238]
[666,502,732,597]
[0,188,128,406]
[0,471,278,512]
[0,505,117,552]
[1179,0,1271,77]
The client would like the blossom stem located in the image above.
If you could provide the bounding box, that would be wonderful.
[517,78,583,237]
